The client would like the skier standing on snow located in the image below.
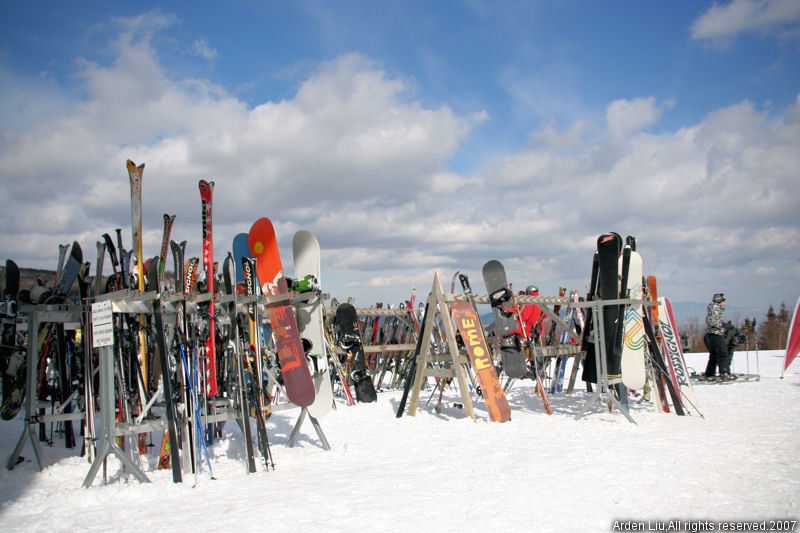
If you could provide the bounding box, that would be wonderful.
[704,293,733,380]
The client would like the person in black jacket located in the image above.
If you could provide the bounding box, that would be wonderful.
[703,293,732,380]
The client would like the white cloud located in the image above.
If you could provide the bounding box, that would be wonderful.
[691,0,800,43]
[191,38,218,61]
[606,96,663,141]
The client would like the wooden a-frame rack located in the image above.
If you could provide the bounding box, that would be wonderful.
[406,272,476,420]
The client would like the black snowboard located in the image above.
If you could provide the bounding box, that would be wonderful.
[596,233,624,379]
[580,251,600,384]
[333,303,377,403]
[482,260,527,379]
[1,260,21,419]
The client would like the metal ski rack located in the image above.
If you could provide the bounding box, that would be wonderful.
[7,304,85,471]
[574,297,643,424]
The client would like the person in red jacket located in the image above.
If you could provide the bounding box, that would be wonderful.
[519,285,543,340]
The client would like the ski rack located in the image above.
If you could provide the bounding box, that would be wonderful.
[7,304,86,472]
[324,304,418,391]
[573,297,648,424]
[324,305,417,354]
[406,272,476,420]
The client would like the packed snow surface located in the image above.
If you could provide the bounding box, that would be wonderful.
[1,350,797,532]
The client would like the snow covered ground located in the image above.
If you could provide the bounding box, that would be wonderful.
[0,350,797,532]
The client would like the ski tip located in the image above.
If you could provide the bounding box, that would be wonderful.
[126,159,144,172]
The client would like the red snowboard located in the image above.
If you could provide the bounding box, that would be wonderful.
[248,217,315,407]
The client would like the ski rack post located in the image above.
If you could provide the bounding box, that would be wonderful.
[574,297,638,424]
[7,304,86,471]
[406,272,476,420]
[83,343,149,486]
[83,290,158,486]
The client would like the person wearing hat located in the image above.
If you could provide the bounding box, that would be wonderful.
[518,285,543,339]
[703,293,733,380]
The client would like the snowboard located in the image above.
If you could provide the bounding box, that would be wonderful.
[247,217,315,407]
[658,297,697,409]
[232,233,249,285]
[292,230,334,418]
[596,233,624,380]
[785,295,800,373]
[451,300,510,422]
[1,260,21,420]
[3,244,83,421]
[333,303,377,403]
[482,260,527,378]
[580,251,600,385]
[620,249,646,389]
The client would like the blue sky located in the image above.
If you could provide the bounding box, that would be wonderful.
[1,0,799,321]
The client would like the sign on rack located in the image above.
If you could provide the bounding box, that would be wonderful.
[91,301,114,348]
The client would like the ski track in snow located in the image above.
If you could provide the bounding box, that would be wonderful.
[0,351,797,532]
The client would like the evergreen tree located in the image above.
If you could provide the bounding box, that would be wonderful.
[758,303,790,349]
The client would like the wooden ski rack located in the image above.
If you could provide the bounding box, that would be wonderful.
[406,272,477,420]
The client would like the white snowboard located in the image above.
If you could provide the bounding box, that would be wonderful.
[293,230,334,419]
[620,250,647,389]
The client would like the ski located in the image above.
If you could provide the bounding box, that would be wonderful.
[222,253,257,473]
[148,257,182,482]
[658,297,698,410]
[549,286,568,394]
[127,160,149,394]
[199,180,218,397]
[238,256,275,469]
[642,309,685,416]
[158,214,176,281]
[644,275,670,412]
